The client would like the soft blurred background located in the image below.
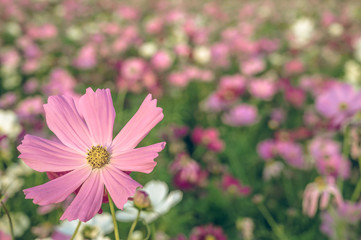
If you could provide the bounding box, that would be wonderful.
[1,0,361,239]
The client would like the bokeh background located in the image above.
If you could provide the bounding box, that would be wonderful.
[1,0,361,239]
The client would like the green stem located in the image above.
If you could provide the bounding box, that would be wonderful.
[1,201,14,240]
[70,221,81,240]
[351,157,361,201]
[108,192,120,240]
[257,203,287,240]
[143,220,151,240]
[127,209,141,240]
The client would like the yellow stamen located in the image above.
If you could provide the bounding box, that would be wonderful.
[86,145,110,168]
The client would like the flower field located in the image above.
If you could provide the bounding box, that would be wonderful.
[1,0,361,239]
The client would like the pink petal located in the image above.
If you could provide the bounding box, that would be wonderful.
[101,166,141,209]
[78,88,115,147]
[110,142,165,173]
[308,190,320,217]
[18,135,86,172]
[61,170,104,222]
[319,192,330,210]
[24,166,91,206]
[110,94,163,155]
[44,95,93,153]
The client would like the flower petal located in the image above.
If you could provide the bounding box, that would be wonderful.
[78,88,115,147]
[101,166,141,210]
[23,166,91,206]
[110,142,165,174]
[110,94,163,155]
[155,190,183,214]
[61,170,104,222]
[44,95,93,153]
[143,180,168,206]
[18,135,86,172]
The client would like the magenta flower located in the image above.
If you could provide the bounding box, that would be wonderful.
[18,88,165,222]
[221,174,251,196]
[190,224,227,240]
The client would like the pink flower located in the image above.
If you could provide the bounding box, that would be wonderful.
[275,141,305,168]
[217,75,246,102]
[241,57,265,76]
[315,83,361,125]
[151,51,172,71]
[170,153,208,190]
[191,127,224,152]
[221,174,251,196]
[223,104,258,126]
[43,68,76,96]
[303,177,343,217]
[309,137,350,179]
[257,139,276,160]
[18,88,165,222]
[248,79,277,101]
[73,44,97,69]
[190,224,227,240]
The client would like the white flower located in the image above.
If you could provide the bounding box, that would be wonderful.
[0,110,21,139]
[116,180,183,223]
[263,161,284,180]
[354,37,361,62]
[139,42,157,58]
[55,213,113,240]
[290,17,314,48]
[193,46,211,65]
[344,60,361,88]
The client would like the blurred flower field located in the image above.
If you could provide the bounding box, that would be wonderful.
[1,0,361,239]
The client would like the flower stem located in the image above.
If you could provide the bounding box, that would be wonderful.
[143,220,151,240]
[351,157,361,201]
[1,201,14,240]
[108,192,120,240]
[70,221,81,240]
[257,203,287,240]
[127,209,141,240]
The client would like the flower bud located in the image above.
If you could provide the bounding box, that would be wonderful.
[133,190,150,209]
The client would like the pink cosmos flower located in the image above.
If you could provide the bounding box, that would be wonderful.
[257,139,276,160]
[18,88,165,222]
[73,44,97,69]
[222,104,258,126]
[303,177,343,217]
[221,174,251,196]
[190,224,227,240]
[151,51,172,71]
[241,57,265,76]
[315,83,361,125]
[170,153,208,190]
[248,79,277,101]
[191,127,224,152]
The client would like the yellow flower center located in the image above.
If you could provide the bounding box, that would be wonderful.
[205,235,216,240]
[87,145,110,168]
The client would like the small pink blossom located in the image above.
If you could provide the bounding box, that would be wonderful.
[303,177,343,217]
[248,79,277,101]
[151,51,172,71]
[191,127,224,152]
[221,174,251,196]
[241,57,265,76]
[73,44,97,69]
[223,104,258,126]
[190,224,227,240]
